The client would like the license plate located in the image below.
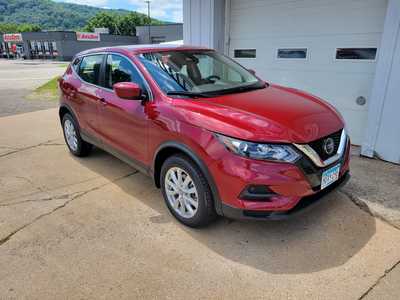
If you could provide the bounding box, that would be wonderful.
[321,164,340,190]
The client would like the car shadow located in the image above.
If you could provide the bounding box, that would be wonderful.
[77,147,376,275]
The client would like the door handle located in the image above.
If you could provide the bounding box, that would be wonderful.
[99,98,107,105]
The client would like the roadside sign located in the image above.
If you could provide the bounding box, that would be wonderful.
[76,32,101,42]
[3,33,23,43]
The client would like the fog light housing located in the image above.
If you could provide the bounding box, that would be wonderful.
[239,185,276,202]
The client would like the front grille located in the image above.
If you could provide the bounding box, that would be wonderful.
[296,137,349,191]
[308,129,343,161]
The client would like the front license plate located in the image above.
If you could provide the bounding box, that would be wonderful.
[321,164,341,190]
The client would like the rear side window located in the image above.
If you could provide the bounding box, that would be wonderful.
[71,57,81,72]
[78,55,104,85]
[104,54,145,90]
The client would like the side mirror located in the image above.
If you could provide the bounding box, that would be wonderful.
[248,69,256,75]
[113,82,142,100]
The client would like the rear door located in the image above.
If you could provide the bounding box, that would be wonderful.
[72,54,105,137]
[97,53,150,164]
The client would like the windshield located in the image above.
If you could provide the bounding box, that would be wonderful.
[138,50,264,96]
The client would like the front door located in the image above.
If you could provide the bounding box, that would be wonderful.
[97,54,149,164]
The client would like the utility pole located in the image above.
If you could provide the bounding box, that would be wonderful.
[145,0,151,43]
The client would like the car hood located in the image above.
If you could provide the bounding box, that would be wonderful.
[172,84,344,144]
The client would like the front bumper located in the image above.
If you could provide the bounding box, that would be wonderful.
[221,171,350,220]
[207,136,351,218]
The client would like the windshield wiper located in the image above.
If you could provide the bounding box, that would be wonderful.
[223,82,267,94]
[167,91,211,98]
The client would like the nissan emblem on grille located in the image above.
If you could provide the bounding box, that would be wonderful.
[323,138,335,155]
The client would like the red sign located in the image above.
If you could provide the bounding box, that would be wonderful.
[76,32,100,42]
[3,33,23,42]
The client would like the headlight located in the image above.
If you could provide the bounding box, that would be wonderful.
[215,133,301,163]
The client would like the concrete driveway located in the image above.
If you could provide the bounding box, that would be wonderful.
[0,60,64,117]
[0,109,400,299]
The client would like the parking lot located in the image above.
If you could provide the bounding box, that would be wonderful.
[1,60,400,299]
[0,59,64,117]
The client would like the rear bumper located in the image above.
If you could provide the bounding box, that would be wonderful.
[221,171,350,221]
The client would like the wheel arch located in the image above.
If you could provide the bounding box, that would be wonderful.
[59,104,78,125]
[152,141,223,216]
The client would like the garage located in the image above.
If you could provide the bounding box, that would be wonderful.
[226,0,387,145]
[184,0,400,164]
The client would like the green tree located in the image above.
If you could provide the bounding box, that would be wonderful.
[83,12,121,35]
[118,12,147,36]
[0,0,164,31]
[16,23,41,32]
[0,22,41,33]
[84,11,166,36]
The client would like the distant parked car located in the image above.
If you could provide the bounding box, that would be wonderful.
[59,45,350,227]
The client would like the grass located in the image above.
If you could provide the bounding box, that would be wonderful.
[26,76,61,101]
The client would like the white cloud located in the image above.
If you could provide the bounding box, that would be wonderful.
[129,0,182,22]
[57,0,182,22]
[62,0,108,7]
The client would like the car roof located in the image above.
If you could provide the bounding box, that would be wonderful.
[77,44,212,57]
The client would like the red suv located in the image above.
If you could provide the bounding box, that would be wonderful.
[59,45,350,227]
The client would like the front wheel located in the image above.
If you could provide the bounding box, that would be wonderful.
[161,155,217,227]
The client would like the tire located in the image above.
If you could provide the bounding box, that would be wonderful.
[161,154,217,227]
[61,113,92,157]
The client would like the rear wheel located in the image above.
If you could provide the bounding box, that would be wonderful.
[161,154,217,227]
[62,113,92,157]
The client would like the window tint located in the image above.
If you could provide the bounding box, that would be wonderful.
[78,55,103,85]
[105,54,145,90]
[234,49,256,58]
[336,48,377,60]
[277,48,307,59]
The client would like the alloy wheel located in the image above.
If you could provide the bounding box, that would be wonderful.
[64,119,78,152]
[164,167,199,219]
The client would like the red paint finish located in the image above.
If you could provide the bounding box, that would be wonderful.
[59,45,350,218]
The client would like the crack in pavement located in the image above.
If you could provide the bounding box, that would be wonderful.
[0,171,138,247]
[0,176,102,203]
[0,140,63,158]
[0,193,71,207]
[341,190,400,231]
[0,146,19,150]
[1,175,103,204]
[358,259,400,299]
[15,176,47,193]
[341,190,400,299]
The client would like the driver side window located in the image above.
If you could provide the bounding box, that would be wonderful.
[105,54,145,91]
[197,56,213,78]
[196,54,243,83]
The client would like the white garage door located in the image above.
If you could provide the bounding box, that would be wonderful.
[228,0,388,145]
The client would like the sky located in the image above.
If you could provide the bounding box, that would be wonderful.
[55,0,183,23]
